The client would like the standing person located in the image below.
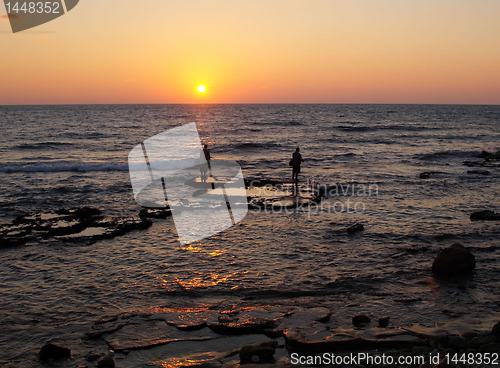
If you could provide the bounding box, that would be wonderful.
[199,144,211,183]
[290,147,304,184]
[203,144,211,169]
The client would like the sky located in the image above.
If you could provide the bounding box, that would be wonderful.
[1,0,500,104]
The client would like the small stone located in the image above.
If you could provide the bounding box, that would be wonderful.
[352,315,371,328]
[39,342,71,361]
[378,317,390,328]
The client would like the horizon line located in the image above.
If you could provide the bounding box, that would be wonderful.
[1,102,500,107]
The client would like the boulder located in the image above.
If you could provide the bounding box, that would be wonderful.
[470,210,500,221]
[432,243,475,278]
[39,342,71,361]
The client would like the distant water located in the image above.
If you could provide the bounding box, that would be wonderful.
[0,105,499,365]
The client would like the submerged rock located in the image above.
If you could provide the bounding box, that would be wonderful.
[470,210,500,221]
[432,243,476,279]
[347,223,364,235]
[467,169,491,176]
[39,341,71,361]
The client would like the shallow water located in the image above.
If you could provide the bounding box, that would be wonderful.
[0,104,499,366]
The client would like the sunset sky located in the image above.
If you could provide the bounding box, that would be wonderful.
[1,0,500,104]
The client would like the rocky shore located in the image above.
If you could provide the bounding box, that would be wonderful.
[37,303,500,367]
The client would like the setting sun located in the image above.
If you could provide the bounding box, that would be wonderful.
[197,84,207,94]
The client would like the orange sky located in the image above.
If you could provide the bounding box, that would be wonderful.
[1,0,500,104]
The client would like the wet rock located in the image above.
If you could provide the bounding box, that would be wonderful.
[208,317,277,335]
[2,207,153,246]
[39,341,71,361]
[432,243,475,278]
[378,317,390,328]
[479,150,500,160]
[346,223,364,235]
[240,342,276,364]
[285,326,424,353]
[97,354,115,368]
[208,306,283,336]
[352,315,371,328]
[470,210,500,221]
[139,208,172,219]
[58,216,152,242]
[467,169,491,176]
[106,319,215,352]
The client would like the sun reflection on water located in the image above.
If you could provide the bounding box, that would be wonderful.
[173,272,237,290]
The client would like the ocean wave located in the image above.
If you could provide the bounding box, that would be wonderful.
[335,123,442,133]
[415,150,479,161]
[13,141,76,150]
[220,142,284,151]
[0,161,129,173]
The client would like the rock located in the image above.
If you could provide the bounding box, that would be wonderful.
[3,207,153,246]
[352,315,371,328]
[432,243,475,278]
[208,317,277,335]
[492,321,500,338]
[139,208,172,219]
[347,223,364,235]
[39,342,71,361]
[378,317,390,328]
[467,170,491,176]
[470,210,500,221]
[97,354,115,368]
[239,343,276,364]
[479,150,500,160]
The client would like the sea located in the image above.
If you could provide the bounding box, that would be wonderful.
[0,104,499,366]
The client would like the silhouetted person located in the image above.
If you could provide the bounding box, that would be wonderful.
[291,147,304,184]
[203,144,211,168]
[200,144,211,183]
